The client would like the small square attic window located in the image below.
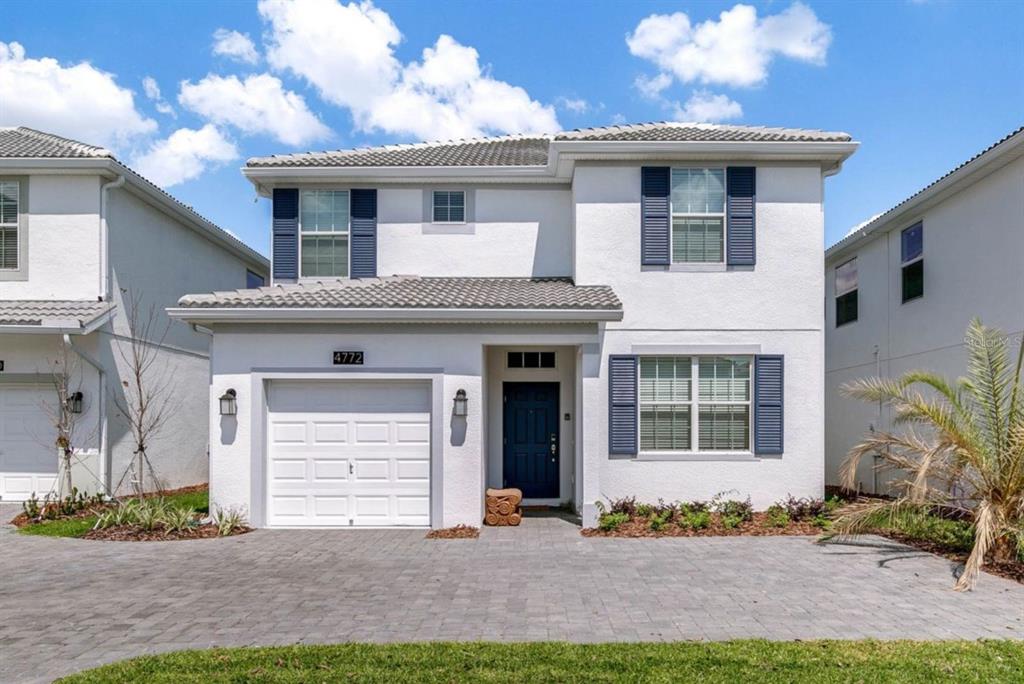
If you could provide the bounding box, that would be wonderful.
[507,351,555,369]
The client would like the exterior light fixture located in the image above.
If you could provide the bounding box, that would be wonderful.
[66,391,84,414]
[219,389,237,416]
[453,389,468,417]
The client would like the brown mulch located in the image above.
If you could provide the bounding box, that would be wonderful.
[426,525,480,539]
[581,512,825,538]
[8,484,210,528]
[82,523,251,542]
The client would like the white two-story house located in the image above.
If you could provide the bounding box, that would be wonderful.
[170,122,857,528]
[825,126,1024,493]
[0,127,268,501]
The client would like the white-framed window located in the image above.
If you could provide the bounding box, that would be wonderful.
[835,257,858,326]
[639,355,751,452]
[0,180,19,270]
[670,168,726,263]
[299,189,349,278]
[901,222,923,303]
[432,190,465,223]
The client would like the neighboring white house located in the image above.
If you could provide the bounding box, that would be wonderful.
[169,122,858,528]
[825,126,1024,493]
[0,127,269,501]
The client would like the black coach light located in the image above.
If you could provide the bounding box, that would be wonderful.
[219,389,238,416]
[453,389,468,417]
[67,391,84,414]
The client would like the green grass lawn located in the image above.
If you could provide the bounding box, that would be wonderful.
[57,640,1024,683]
[16,489,208,538]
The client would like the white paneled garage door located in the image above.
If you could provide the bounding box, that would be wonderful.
[0,385,58,501]
[266,380,431,527]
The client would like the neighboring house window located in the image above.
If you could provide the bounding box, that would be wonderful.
[300,189,349,278]
[671,168,726,263]
[901,222,923,302]
[246,270,265,289]
[508,351,555,369]
[0,180,18,270]
[639,356,751,452]
[432,190,465,223]
[835,258,858,326]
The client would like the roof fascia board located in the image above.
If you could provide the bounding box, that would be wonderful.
[550,139,858,159]
[167,306,624,324]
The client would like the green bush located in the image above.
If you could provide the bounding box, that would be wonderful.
[721,514,744,529]
[648,510,671,531]
[598,512,630,532]
[765,505,790,528]
[679,509,711,530]
[712,492,753,522]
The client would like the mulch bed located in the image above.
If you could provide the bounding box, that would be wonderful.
[581,512,825,538]
[868,529,1024,585]
[83,523,251,542]
[426,525,480,539]
[9,483,210,528]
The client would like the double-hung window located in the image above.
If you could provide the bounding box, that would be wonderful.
[670,168,726,263]
[300,190,349,278]
[0,180,19,270]
[835,258,858,326]
[639,356,751,453]
[901,222,923,302]
[432,190,465,223]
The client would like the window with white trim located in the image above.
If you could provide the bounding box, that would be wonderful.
[300,190,349,278]
[0,180,19,270]
[835,257,858,326]
[432,190,465,223]
[901,222,923,303]
[670,168,726,263]
[639,355,751,452]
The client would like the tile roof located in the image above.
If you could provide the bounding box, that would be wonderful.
[178,276,622,312]
[0,300,114,328]
[0,127,114,159]
[245,122,853,168]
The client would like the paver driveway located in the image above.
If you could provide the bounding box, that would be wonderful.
[1,507,1023,683]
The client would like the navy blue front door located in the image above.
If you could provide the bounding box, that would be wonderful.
[503,382,559,498]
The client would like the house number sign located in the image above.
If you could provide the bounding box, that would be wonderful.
[333,351,364,365]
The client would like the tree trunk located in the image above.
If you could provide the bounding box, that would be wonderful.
[991,535,1016,564]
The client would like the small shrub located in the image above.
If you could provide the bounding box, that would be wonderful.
[648,510,671,531]
[598,512,630,532]
[813,514,832,530]
[213,507,247,536]
[679,509,711,530]
[711,492,753,522]
[636,503,654,518]
[765,505,790,528]
[679,501,709,515]
[161,507,197,534]
[608,496,638,517]
[779,495,828,521]
[721,514,744,529]
[134,500,165,532]
[22,493,41,519]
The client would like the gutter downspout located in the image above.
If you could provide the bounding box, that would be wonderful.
[63,333,108,496]
[99,175,126,301]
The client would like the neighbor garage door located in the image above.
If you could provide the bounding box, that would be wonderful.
[0,385,58,501]
[266,380,431,527]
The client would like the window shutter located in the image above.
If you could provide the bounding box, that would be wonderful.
[609,355,638,457]
[350,189,377,278]
[641,167,670,266]
[754,355,784,456]
[726,166,755,266]
[272,188,299,282]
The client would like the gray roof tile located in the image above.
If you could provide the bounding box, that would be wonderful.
[0,300,114,327]
[0,127,114,159]
[245,122,853,168]
[178,276,622,312]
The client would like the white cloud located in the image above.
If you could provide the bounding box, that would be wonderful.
[0,42,157,148]
[178,73,331,146]
[627,2,831,89]
[556,96,590,114]
[258,0,559,140]
[142,76,175,116]
[212,28,260,65]
[844,212,884,237]
[634,72,673,100]
[671,90,743,122]
[132,125,238,187]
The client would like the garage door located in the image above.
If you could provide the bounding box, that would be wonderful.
[266,380,431,527]
[0,385,58,501]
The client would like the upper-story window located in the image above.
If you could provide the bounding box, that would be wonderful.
[901,222,923,303]
[0,180,19,270]
[300,190,349,278]
[835,257,858,326]
[432,190,465,223]
[246,269,265,289]
[671,168,726,263]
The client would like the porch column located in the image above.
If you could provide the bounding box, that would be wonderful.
[578,342,603,527]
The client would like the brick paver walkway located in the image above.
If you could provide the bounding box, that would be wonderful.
[1,505,1022,682]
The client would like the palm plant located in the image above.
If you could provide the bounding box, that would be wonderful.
[835,319,1024,590]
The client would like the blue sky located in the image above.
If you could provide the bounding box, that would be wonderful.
[4,0,1022,254]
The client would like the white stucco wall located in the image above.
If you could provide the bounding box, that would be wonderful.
[824,154,1024,491]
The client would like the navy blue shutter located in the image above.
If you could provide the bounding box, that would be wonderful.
[727,167,756,266]
[609,355,638,457]
[641,167,670,266]
[350,189,377,278]
[272,188,299,282]
[754,355,784,456]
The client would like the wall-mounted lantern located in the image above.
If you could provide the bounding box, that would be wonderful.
[453,389,468,417]
[219,389,237,416]
[66,391,84,414]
